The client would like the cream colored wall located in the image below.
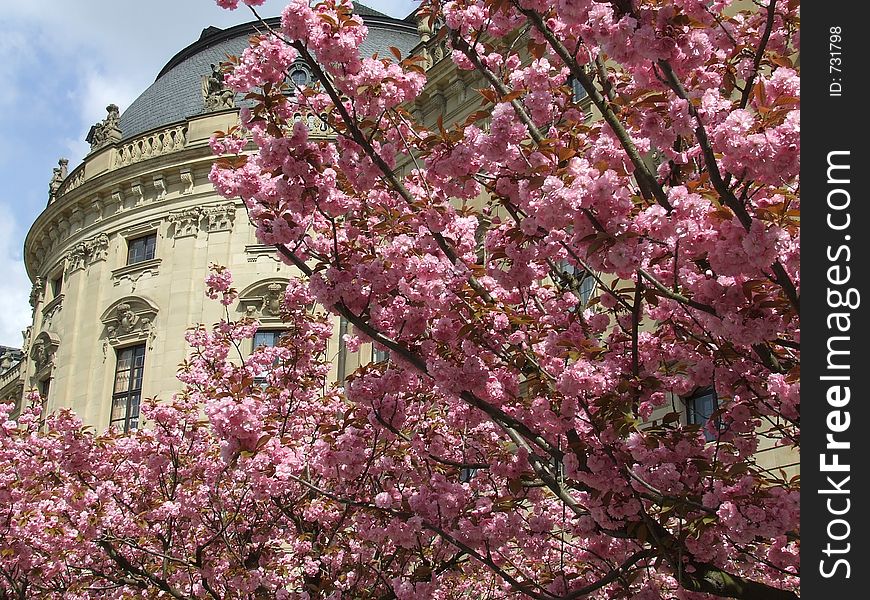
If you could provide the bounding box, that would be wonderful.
[22,111,330,431]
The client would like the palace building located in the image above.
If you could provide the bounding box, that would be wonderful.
[1,4,455,427]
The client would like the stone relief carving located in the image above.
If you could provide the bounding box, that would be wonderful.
[29,331,60,374]
[167,207,202,238]
[263,283,284,316]
[66,243,87,274]
[48,158,69,203]
[86,233,110,263]
[237,280,288,320]
[42,297,63,330]
[202,63,235,111]
[203,203,236,233]
[29,277,45,308]
[87,104,122,152]
[101,298,158,355]
[180,169,194,195]
[63,233,110,275]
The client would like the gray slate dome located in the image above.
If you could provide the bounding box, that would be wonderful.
[119,3,420,141]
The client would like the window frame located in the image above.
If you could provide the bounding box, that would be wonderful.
[686,388,720,442]
[127,233,157,266]
[110,344,146,432]
[252,329,285,386]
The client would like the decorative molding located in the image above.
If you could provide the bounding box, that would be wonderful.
[130,181,145,206]
[167,207,202,238]
[113,124,187,169]
[55,163,85,198]
[29,331,61,378]
[292,111,330,136]
[179,168,195,195]
[153,175,167,201]
[90,197,104,223]
[203,203,236,233]
[245,244,280,263]
[236,279,288,321]
[111,189,124,212]
[41,294,64,328]
[111,258,162,291]
[100,297,159,355]
[118,220,163,239]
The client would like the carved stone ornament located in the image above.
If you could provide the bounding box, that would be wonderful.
[29,277,45,308]
[65,243,88,275]
[236,279,288,320]
[29,331,60,374]
[48,158,69,202]
[168,207,202,238]
[131,182,145,205]
[86,104,122,152]
[153,175,167,201]
[202,63,235,111]
[203,203,236,233]
[101,297,158,351]
[180,169,195,195]
[86,233,110,264]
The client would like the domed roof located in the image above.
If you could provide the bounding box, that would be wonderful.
[119,3,420,141]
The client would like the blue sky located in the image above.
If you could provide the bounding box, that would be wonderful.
[0,0,417,347]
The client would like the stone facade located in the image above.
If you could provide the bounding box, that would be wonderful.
[18,9,415,431]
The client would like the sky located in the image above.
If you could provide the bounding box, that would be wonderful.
[0,0,418,347]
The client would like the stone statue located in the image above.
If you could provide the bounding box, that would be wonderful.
[87,104,123,152]
[48,158,69,202]
[29,277,45,308]
[202,63,235,111]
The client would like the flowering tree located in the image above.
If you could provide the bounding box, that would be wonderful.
[1,0,799,598]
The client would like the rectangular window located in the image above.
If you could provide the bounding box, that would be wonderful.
[687,389,719,442]
[372,345,389,364]
[253,330,284,386]
[50,274,63,298]
[111,344,145,432]
[570,76,589,102]
[127,233,157,265]
[253,330,284,350]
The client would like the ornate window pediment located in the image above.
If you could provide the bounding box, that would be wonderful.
[236,279,288,322]
[30,331,61,378]
[100,297,159,354]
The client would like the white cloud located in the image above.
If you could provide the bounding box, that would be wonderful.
[74,68,143,137]
[0,207,33,348]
